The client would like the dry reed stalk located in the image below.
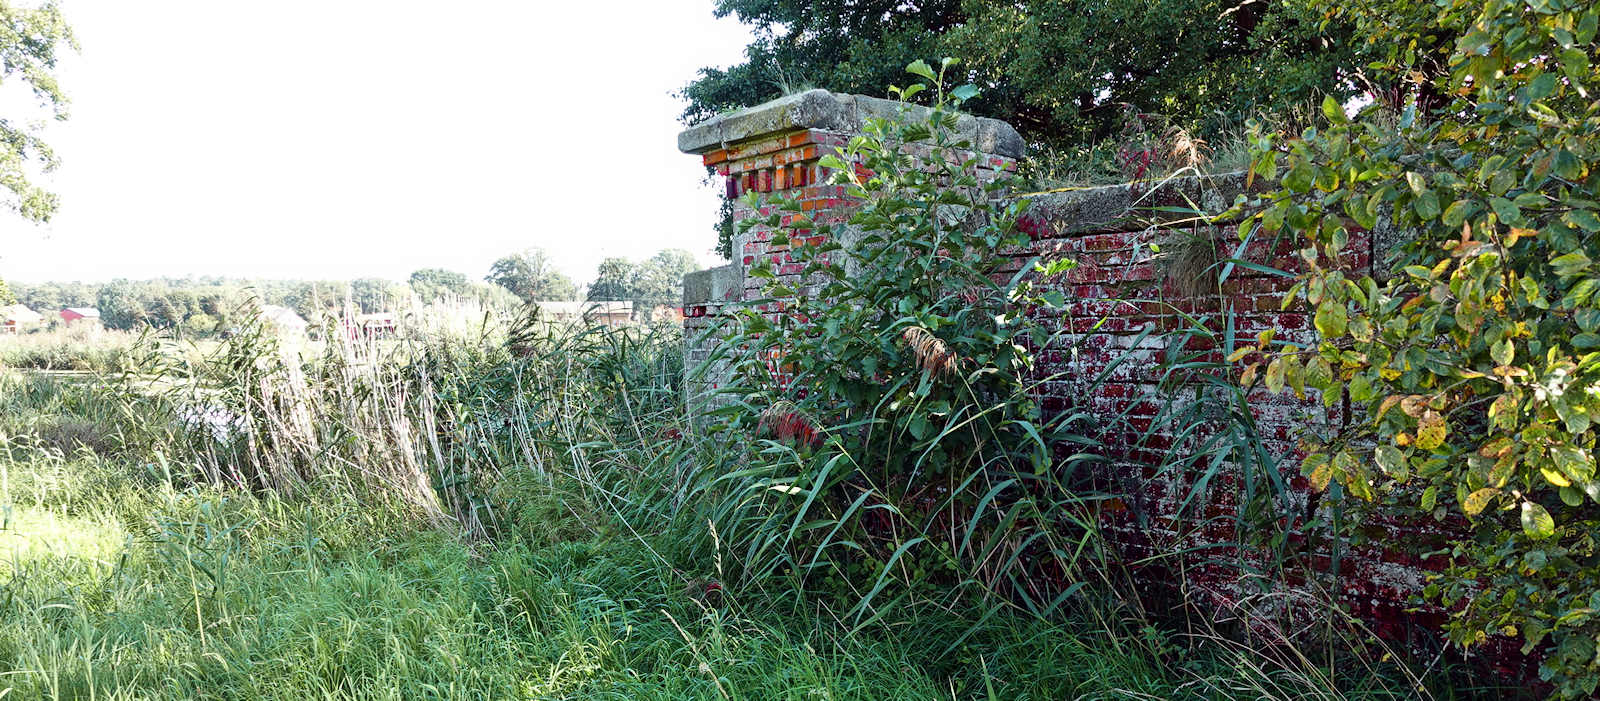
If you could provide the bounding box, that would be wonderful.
[901,326,960,377]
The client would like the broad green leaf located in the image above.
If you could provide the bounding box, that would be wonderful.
[907,413,930,440]
[1491,339,1514,365]
[1520,501,1556,538]
[1375,444,1408,482]
[1305,355,1333,390]
[1413,190,1440,220]
[1551,251,1591,276]
[1560,486,1582,507]
[905,60,936,81]
[1553,445,1593,482]
[1322,95,1348,124]
[1314,300,1347,338]
[1525,73,1557,102]
[1566,209,1600,233]
[818,154,851,171]
[1442,199,1474,228]
[1489,198,1519,224]
[949,84,980,102]
[1283,161,1314,194]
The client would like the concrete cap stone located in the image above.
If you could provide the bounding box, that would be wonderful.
[678,89,1024,159]
[683,264,744,306]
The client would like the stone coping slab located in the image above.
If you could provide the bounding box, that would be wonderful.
[678,89,1024,159]
[683,264,744,306]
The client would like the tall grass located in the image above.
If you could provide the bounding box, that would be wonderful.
[0,325,137,372]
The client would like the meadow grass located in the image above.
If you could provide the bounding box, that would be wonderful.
[0,447,1203,700]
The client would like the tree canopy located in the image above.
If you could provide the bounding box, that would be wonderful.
[1,0,75,223]
[485,248,576,303]
[682,0,1366,148]
[585,249,700,318]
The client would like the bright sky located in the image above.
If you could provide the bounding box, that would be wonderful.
[1,1,755,285]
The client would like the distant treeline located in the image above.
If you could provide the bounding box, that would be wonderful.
[6,247,702,332]
[9,275,518,333]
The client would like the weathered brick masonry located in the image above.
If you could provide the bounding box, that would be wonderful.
[679,90,1487,663]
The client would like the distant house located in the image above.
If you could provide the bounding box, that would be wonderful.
[1,305,44,334]
[259,305,309,334]
[342,312,397,340]
[61,307,101,325]
[649,305,685,323]
[535,301,634,327]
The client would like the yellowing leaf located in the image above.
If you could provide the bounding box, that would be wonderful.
[1416,410,1448,450]
[1349,317,1374,342]
[1463,487,1499,516]
[1376,395,1403,422]
[1478,437,1513,458]
[1265,357,1286,394]
[1226,346,1254,363]
[1489,394,1518,429]
[1400,395,1427,418]
[1541,466,1573,488]
[1489,454,1517,488]
[1314,300,1348,338]
[1303,453,1333,491]
[1285,355,1306,398]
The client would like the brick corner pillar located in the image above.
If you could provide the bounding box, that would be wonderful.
[675,89,1024,411]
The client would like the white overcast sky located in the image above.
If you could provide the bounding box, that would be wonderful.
[0,1,755,285]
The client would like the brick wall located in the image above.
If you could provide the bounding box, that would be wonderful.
[1012,179,1464,649]
[679,91,1516,671]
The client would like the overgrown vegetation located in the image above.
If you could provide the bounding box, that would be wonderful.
[709,61,1098,619]
[0,289,1470,697]
[1234,0,1600,694]
[4,2,1575,686]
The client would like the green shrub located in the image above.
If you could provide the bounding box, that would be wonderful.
[1235,0,1600,693]
[701,60,1115,620]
